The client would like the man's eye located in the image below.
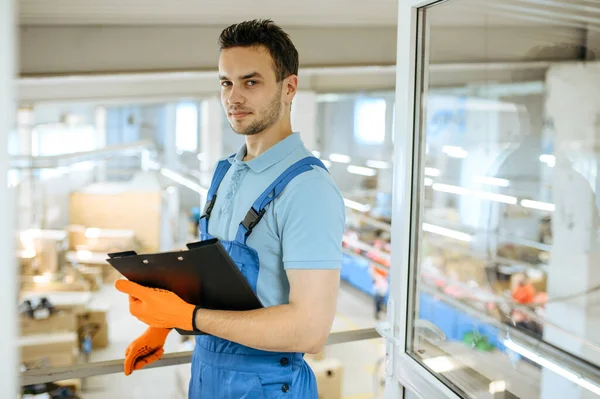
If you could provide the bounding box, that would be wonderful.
[221,81,231,87]
[246,80,258,86]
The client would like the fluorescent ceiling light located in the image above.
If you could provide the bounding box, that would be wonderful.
[424,167,441,177]
[433,183,517,205]
[432,183,470,196]
[521,199,555,212]
[473,176,510,187]
[442,145,468,159]
[160,168,208,195]
[424,177,434,187]
[343,198,371,213]
[329,153,351,164]
[539,154,556,167]
[503,339,600,396]
[422,223,473,242]
[347,165,377,177]
[366,160,390,169]
[312,150,321,158]
[475,191,518,205]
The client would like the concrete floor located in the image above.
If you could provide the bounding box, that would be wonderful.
[79,282,384,399]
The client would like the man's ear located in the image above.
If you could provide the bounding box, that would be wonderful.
[285,75,298,104]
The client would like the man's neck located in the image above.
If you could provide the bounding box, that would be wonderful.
[244,125,293,162]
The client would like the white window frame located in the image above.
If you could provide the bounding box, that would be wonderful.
[384,0,463,398]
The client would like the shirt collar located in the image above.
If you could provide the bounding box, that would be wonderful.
[228,132,304,173]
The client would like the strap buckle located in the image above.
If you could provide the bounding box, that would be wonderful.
[242,207,266,235]
[202,196,217,219]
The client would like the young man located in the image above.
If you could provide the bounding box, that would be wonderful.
[115,20,346,398]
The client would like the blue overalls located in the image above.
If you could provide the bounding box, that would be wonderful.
[191,155,327,399]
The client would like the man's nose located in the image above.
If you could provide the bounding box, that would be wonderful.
[227,85,245,105]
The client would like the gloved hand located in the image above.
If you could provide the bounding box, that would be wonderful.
[115,280,196,331]
[124,327,171,376]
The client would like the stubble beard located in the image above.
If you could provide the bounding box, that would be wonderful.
[230,89,283,136]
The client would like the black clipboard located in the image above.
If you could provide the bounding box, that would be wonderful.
[106,238,263,335]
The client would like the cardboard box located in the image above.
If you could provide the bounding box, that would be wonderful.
[306,350,326,362]
[19,332,78,368]
[68,225,136,253]
[21,279,91,293]
[311,358,343,399]
[66,251,122,284]
[17,230,68,275]
[69,183,163,253]
[77,307,109,349]
[77,266,103,291]
[85,228,136,253]
[67,225,87,251]
[17,252,39,276]
[20,312,76,336]
[445,259,487,285]
[20,292,92,314]
[55,379,82,393]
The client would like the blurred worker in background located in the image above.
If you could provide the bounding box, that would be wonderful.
[371,265,389,320]
[512,274,536,305]
[115,19,345,399]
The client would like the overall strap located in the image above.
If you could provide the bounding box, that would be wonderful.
[199,154,235,237]
[234,157,328,244]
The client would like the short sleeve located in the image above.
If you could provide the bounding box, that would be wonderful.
[277,176,346,270]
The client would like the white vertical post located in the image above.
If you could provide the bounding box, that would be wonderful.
[200,97,224,185]
[16,108,34,230]
[163,103,178,169]
[0,0,18,395]
[291,90,318,151]
[94,106,107,181]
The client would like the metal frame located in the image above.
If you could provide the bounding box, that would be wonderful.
[385,0,463,398]
[20,328,380,386]
[387,1,600,397]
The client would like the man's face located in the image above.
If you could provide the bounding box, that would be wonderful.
[219,46,285,136]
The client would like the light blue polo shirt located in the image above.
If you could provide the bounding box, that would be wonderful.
[207,133,346,308]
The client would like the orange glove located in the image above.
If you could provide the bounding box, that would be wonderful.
[115,280,196,331]
[124,327,171,376]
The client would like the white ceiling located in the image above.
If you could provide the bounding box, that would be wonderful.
[18,0,399,26]
[18,0,599,30]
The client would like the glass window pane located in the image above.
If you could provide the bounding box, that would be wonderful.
[408,0,600,398]
[354,98,387,145]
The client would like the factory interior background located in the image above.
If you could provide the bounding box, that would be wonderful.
[3,0,600,398]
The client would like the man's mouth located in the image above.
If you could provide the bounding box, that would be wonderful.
[230,111,251,120]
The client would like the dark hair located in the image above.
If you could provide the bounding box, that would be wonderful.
[218,19,299,82]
